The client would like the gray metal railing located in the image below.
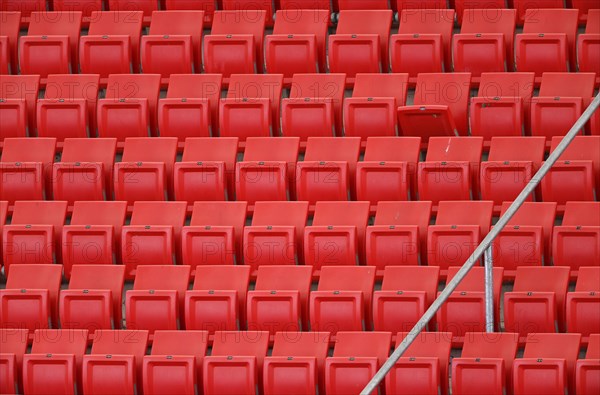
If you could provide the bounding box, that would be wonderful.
[361,92,600,395]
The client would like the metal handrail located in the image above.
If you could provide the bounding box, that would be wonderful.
[361,92,600,395]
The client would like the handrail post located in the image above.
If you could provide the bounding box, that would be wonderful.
[484,246,494,333]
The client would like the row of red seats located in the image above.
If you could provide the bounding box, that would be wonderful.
[2,8,599,83]
[2,135,599,211]
[2,328,597,395]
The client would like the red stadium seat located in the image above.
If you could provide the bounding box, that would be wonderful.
[513,0,565,24]
[53,138,117,203]
[141,11,204,78]
[182,201,247,271]
[52,0,102,21]
[174,137,239,202]
[107,0,157,24]
[143,330,209,395]
[553,202,600,273]
[158,74,223,140]
[62,201,127,278]
[220,74,284,139]
[513,333,581,395]
[80,11,143,76]
[204,10,267,77]
[59,265,125,332]
[97,74,161,139]
[2,201,67,275]
[418,137,483,204]
[0,328,28,395]
[19,11,82,78]
[243,201,308,272]
[572,0,597,23]
[222,0,275,26]
[504,266,570,337]
[185,265,251,333]
[338,0,389,9]
[373,266,440,332]
[326,332,392,394]
[0,137,56,203]
[428,201,493,275]
[567,267,600,339]
[344,74,408,140]
[122,201,187,278]
[0,264,62,333]
[0,12,20,74]
[310,266,376,333]
[0,74,40,138]
[576,334,600,395]
[22,329,88,395]
[328,10,393,80]
[396,0,447,13]
[282,73,346,138]
[577,9,600,78]
[0,200,6,264]
[392,9,455,81]
[83,329,149,395]
[454,0,504,24]
[265,9,329,79]
[165,0,217,26]
[247,265,313,333]
[367,201,432,270]
[114,137,178,203]
[280,0,332,11]
[0,0,45,19]
[398,73,472,139]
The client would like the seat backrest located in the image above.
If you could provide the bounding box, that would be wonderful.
[166,74,222,124]
[133,265,191,295]
[90,329,149,356]
[148,10,204,37]
[31,329,88,358]
[6,264,62,292]
[447,266,504,302]
[273,9,329,43]
[192,265,251,296]
[461,332,519,372]
[280,0,332,10]
[338,0,389,9]
[61,138,116,182]
[88,10,143,37]
[53,0,102,17]
[461,8,516,37]
[70,201,127,227]
[538,73,596,98]
[44,74,99,101]
[587,334,600,359]
[243,137,300,162]
[336,9,392,41]
[69,264,125,289]
[181,137,238,162]
[523,332,581,362]
[522,8,578,43]
[363,136,421,163]
[396,0,447,12]
[108,0,158,16]
[477,72,535,99]
[381,266,440,305]
[334,331,392,366]
[289,73,346,100]
[512,267,570,295]
[121,137,178,173]
[151,330,208,359]
[130,201,187,227]
[352,73,409,106]
[488,137,546,163]
[254,266,313,295]
[1,137,56,163]
[500,201,557,236]
[398,8,454,66]
[586,9,600,33]
[11,200,68,227]
[0,74,40,133]
[562,202,600,226]
[272,331,330,358]
[0,0,45,16]
[211,331,270,366]
[251,201,308,248]
[396,331,452,362]
[374,201,432,227]
[104,74,161,101]
[575,267,600,292]
[0,328,29,368]
[190,201,248,227]
[317,266,375,302]
[425,137,483,163]
[27,11,82,38]
[211,9,266,37]
[304,137,361,163]
[435,201,494,235]
[312,201,370,229]
[550,136,600,184]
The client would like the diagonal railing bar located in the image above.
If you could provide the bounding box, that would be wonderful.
[361,92,600,395]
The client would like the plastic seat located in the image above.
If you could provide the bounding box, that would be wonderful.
[504,266,570,337]
[265,9,329,80]
[470,72,536,140]
[19,11,82,78]
[247,266,313,333]
[389,332,452,395]
[542,136,600,207]
[174,137,239,202]
[451,332,519,395]
[577,9,600,77]
[0,264,62,333]
[0,328,28,395]
[0,200,6,264]
[576,334,600,395]
[296,137,361,204]
[396,0,447,12]
[122,201,187,278]
[165,0,217,26]
[310,265,376,333]
[338,0,389,8]
[453,9,516,78]
[0,12,20,74]
[59,265,125,332]
[280,0,332,10]
[437,266,504,339]
[515,9,579,79]
[158,74,223,140]
[141,11,204,78]
[567,267,600,339]
[0,137,56,203]
[427,201,493,275]
[236,137,299,204]
[418,137,484,204]
[2,201,67,276]
[114,137,178,203]
[62,201,127,278]
[53,138,117,203]
[126,265,191,335]
[107,0,158,24]
[344,74,409,140]
[480,137,546,207]
[203,331,270,395]
[373,266,440,332]
[572,0,597,23]
[243,201,308,273]
[22,329,88,395]
[326,332,392,394]
[513,333,581,395]
[367,201,432,271]
[264,331,330,395]
[52,0,102,22]
[398,73,472,139]
[357,137,421,205]
[282,73,346,138]
[0,74,40,138]
[329,10,392,81]
[513,0,565,24]
[182,201,247,271]
[143,330,209,395]
[222,0,274,25]
[553,202,600,273]
[453,0,504,24]
[82,329,149,395]
[185,265,251,333]
[305,201,369,272]
[220,74,284,139]
[79,11,143,77]
[0,0,45,20]
[392,9,455,81]
[204,10,267,77]
[493,202,557,279]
